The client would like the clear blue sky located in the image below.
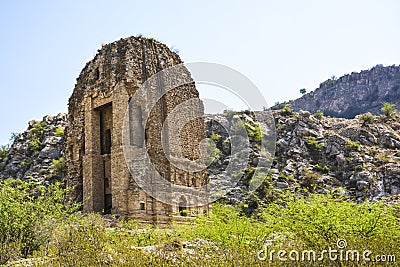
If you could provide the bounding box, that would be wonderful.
[1,0,400,145]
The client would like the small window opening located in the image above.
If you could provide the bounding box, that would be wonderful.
[95,68,100,80]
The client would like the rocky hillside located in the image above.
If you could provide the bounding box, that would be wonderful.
[290,65,400,118]
[207,110,400,203]
[1,111,399,203]
[0,113,66,184]
[270,110,399,201]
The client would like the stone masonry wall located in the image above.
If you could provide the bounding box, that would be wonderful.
[65,36,208,221]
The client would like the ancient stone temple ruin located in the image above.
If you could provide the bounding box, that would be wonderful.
[65,36,209,223]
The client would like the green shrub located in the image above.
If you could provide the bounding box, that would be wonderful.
[6,192,399,266]
[306,137,324,152]
[358,112,374,125]
[301,170,320,191]
[20,161,30,167]
[381,102,397,118]
[206,140,222,164]
[244,122,262,142]
[54,127,65,137]
[28,121,46,153]
[280,105,292,116]
[271,102,287,110]
[30,121,46,136]
[313,110,324,120]
[254,173,275,202]
[50,157,66,177]
[260,194,400,255]
[0,145,9,162]
[43,214,109,266]
[346,140,361,151]
[313,163,330,174]
[29,138,43,152]
[210,133,221,144]
[0,179,76,264]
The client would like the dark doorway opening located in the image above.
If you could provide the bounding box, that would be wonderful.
[98,103,113,214]
[179,196,187,216]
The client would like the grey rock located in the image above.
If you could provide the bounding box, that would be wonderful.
[290,65,400,118]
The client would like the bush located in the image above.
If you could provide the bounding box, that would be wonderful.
[271,102,287,110]
[206,140,222,164]
[44,214,109,266]
[50,157,66,177]
[260,194,400,255]
[381,102,397,118]
[210,133,221,144]
[313,110,324,120]
[0,179,76,264]
[358,112,374,125]
[244,122,262,142]
[5,192,399,266]
[0,145,9,162]
[54,127,65,137]
[280,105,292,116]
[28,121,46,153]
[29,137,43,152]
[30,121,46,136]
[301,170,320,191]
[313,163,330,174]
[306,137,324,152]
[346,140,361,151]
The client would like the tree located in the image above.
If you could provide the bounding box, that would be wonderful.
[300,88,306,95]
[381,102,397,118]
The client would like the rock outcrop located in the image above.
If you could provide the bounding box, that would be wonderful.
[0,113,66,184]
[290,65,400,118]
[208,110,400,203]
[272,110,400,201]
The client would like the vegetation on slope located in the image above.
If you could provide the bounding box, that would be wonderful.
[1,180,399,266]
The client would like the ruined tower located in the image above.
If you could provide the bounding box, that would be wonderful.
[65,36,209,223]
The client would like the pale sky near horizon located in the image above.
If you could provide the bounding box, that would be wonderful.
[1,0,400,145]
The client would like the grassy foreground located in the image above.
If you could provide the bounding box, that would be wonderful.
[0,179,399,266]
